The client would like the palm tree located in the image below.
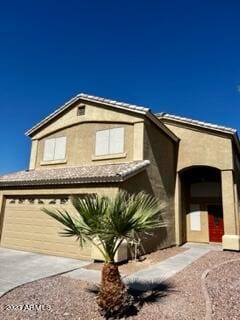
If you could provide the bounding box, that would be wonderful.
[42,191,165,317]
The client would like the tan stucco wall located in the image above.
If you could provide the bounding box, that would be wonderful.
[29,102,145,169]
[185,199,221,243]
[29,140,38,170]
[133,122,144,160]
[164,123,233,171]
[35,122,135,169]
[221,170,238,235]
[233,152,240,235]
[186,205,209,243]
[32,102,143,140]
[160,120,240,249]
[122,120,177,252]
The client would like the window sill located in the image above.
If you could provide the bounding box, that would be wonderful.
[92,153,127,161]
[40,159,67,166]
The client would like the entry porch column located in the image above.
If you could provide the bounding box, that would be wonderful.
[0,193,4,240]
[221,170,240,250]
[174,173,182,245]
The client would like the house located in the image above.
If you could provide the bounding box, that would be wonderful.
[0,93,239,261]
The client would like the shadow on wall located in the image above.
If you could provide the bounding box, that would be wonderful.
[144,120,178,200]
[120,170,154,197]
[143,121,179,250]
[121,170,169,253]
[139,223,168,255]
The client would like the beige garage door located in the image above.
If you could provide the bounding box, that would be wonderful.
[0,196,91,260]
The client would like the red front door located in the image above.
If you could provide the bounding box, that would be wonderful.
[208,204,224,242]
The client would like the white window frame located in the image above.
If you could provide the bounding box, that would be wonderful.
[95,127,124,156]
[43,137,67,161]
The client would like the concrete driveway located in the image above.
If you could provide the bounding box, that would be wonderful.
[0,247,90,296]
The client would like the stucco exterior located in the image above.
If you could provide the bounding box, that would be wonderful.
[119,119,178,253]
[163,122,233,171]
[35,122,135,169]
[160,118,240,250]
[31,101,143,140]
[0,93,240,260]
[142,119,177,249]
[29,102,146,170]
[0,96,177,259]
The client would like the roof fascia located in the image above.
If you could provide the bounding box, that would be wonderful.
[160,116,240,155]
[26,95,149,137]
[25,95,81,137]
[146,112,179,142]
[26,94,179,142]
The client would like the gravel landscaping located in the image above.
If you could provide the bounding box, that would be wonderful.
[205,258,240,320]
[0,250,239,319]
[84,246,186,276]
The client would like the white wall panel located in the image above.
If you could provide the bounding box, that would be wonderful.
[54,137,66,160]
[109,127,124,154]
[95,130,109,155]
[43,139,55,161]
[190,204,201,231]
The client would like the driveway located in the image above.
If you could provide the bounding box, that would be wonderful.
[0,247,89,296]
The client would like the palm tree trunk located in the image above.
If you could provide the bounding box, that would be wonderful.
[98,263,127,313]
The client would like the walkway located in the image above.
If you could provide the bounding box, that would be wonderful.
[124,243,220,289]
[64,243,221,288]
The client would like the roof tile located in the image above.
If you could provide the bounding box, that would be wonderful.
[26,93,150,136]
[156,113,236,134]
[0,161,150,187]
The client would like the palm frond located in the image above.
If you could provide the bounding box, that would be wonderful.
[42,207,86,245]
[42,191,166,262]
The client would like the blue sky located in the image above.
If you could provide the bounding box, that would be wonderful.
[0,0,240,174]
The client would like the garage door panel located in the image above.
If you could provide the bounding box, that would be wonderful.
[1,196,91,260]
[1,235,90,259]
[2,231,76,242]
[3,219,58,228]
[4,215,61,226]
[4,211,77,222]
[4,209,58,219]
[3,239,34,248]
[4,225,59,234]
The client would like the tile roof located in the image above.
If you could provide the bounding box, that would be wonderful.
[79,93,150,112]
[0,160,150,187]
[80,95,178,141]
[25,93,150,136]
[25,95,80,136]
[25,93,178,142]
[156,112,237,134]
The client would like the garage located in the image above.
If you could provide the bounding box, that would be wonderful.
[0,196,91,260]
[0,162,146,260]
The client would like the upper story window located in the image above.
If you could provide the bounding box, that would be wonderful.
[43,137,66,161]
[95,127,124,156]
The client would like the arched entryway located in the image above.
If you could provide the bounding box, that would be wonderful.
[180,166,224,244]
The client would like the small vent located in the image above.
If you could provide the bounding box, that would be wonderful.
[77,105,85,116]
